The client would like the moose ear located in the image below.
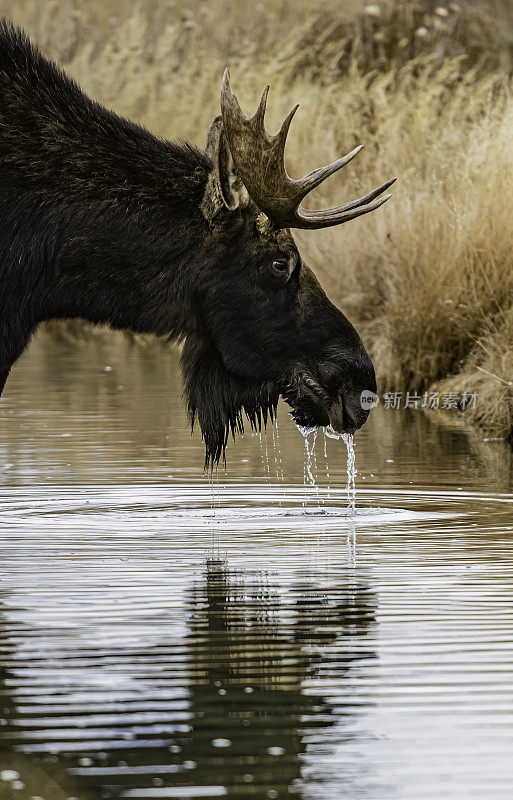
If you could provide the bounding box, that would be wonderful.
[200,115,249,223]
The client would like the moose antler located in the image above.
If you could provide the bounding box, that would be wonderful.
[220,68,395,232]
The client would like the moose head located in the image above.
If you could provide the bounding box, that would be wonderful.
[183,70,394,464]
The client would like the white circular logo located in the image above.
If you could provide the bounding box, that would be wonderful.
[360,390,379,410]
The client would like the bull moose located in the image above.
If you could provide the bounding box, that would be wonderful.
[0,21,394,465]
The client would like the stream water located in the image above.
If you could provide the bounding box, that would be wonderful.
[1,334,513,800]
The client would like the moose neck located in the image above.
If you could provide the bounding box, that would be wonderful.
[10,144,211,340]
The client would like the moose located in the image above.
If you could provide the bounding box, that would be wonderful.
[0,22,394,465]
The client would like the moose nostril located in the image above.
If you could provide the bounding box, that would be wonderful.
[328,398,356,434]
[342,401,359,431]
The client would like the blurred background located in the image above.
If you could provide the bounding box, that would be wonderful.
[1,0,513,438]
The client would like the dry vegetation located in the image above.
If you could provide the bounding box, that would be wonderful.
[2,0,513,439]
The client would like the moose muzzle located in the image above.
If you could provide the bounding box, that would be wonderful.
[328,391,373,435]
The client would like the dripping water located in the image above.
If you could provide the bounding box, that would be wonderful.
[323,430,332,498]
[305,428,320,505]
[272,420,285,483]
[207,462,221,532]
[296,426,320,510]
[324,426,357,514]
[258,427,271,485]
[342,432,357,514]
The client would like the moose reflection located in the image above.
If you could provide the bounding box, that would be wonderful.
[178,559,378,797]
[0,558,378,799]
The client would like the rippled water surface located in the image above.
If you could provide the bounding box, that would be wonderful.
[1,335,513,800]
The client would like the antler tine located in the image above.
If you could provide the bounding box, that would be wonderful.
[295,146,364,199]
[321,177,397,214]
[297,191,393,230]
[220,70,396,231]
[221,68,248,122]
[275,104,299,149]
[253,84,270,132]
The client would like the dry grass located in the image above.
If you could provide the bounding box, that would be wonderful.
[433,310,513,440]
[2,0,513,438]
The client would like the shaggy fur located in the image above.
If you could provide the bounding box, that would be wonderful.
[0,21,377,466]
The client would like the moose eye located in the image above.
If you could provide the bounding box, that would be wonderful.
[271,259,289,276]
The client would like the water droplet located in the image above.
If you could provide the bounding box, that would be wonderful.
[1,772,20,782]
[342,433,357,514]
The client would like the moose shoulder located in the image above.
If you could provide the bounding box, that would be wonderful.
[0,22,394,466]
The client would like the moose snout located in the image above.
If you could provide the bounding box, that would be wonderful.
[328,390,373,435]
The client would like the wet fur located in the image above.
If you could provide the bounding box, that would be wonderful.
[181,335,279,467]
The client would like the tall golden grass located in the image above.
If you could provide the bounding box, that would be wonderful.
[2,0,513,438]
